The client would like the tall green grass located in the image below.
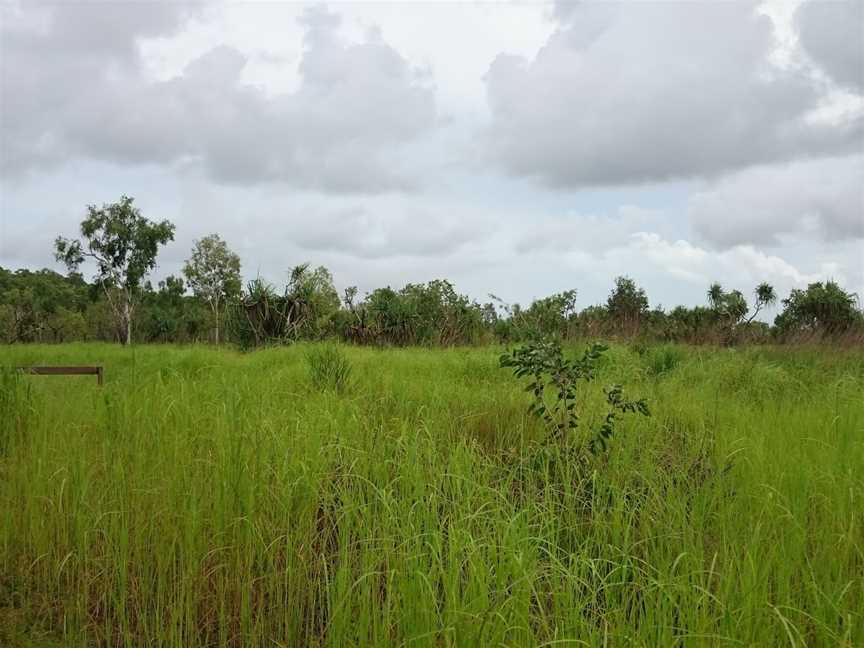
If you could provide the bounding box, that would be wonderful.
[0,342,862,646]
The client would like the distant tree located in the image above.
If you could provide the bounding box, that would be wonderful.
[480,301,498,327]
[707,283,724,310]
[54,196,175,345]
[224,265,342,347]
[514,290,578,339]
[183,234,242,344]
[137,276,208,343]
[286,264,341,338]
[707,283,748,325]
[343,286,358,310]
[158,275,188,307]
[0,268,90,342]
[226,278,286,349]
[46,307,87,342]
[775,281,860,334]
[725,291,749,323]
[745,282,777,324]
[0,304,15,343]
[577,304,610,337]
[344,279,486,346]
[606,276,649,330]
[85,300,120,342]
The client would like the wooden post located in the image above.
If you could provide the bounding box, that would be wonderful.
[16,366,104,386]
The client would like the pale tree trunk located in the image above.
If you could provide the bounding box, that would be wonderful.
[214,297,220,345]
[99,279,123,345]
[99,277,132,346]
[124,299,132,345]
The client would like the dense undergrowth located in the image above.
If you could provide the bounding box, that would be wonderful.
[0,342,862,646]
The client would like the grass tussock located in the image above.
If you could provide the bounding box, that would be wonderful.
[0,342,862,647]
[306,344,353,394]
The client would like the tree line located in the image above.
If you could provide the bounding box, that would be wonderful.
[2,196,862,346]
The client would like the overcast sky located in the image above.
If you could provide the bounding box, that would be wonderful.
[1,0,862,316]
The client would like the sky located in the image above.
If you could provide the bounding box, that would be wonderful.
[1,0,862,319]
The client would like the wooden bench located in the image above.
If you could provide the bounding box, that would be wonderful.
[17,366,104,386]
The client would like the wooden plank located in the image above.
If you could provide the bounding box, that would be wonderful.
[17,366,104,386]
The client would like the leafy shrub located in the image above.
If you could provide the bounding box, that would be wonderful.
[492,290,578,342]
[500,338,649,453]
[345,280,486,346]
[306,345,353,393]
[775,281,860,336]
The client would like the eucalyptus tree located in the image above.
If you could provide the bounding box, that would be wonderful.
[606,275,649,331]
[54,196,175,345]
[183,234,242,344]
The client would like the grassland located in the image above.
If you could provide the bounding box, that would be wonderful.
[1,342,862,647]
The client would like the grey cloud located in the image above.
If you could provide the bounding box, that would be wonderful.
[796,0,863,92]
[1,1,199,169]
[511,206,671,255]
[483,2,861,188]
[287,205,489,259]
[689,154,864,248]
[43,1,198,59]
[1,4,436,192]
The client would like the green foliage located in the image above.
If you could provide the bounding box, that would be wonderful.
[46,306,87,342]
[225,266,342,348]
[645,344,684,376]
[745,282,777,324]
[54,195,175,344]
[606,275,649,330]
[574,304,610,337]
[0,367,31,456]
[183,233,242,343]
[0,304,14,343]
[306,344,353,393]
[591,383,650,453]
[225,278,288,349]
[500,338,649,451]
[4,249,864,348]
[494,289,578,341]
[139,277,209,343]
[84,299,122,342]
[651,282,779,344]
[775,280,860,335]
[346,279,485,345]
[708,283,749,325]
[285,264,341,339]
[0,267,90,342]
[54,196,175,289]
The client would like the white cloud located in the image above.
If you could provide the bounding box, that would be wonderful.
[556,231,856,314]
[1,4,437,192]
[1,0,861,313]
[482,1,861,188]
[688,154,864,247]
